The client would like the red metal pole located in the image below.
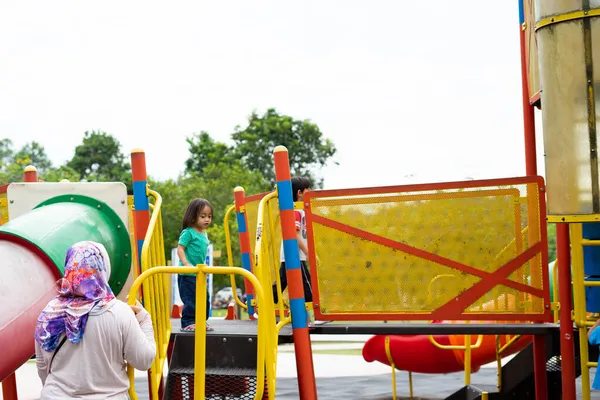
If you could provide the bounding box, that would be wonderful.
[233,187,256,317]
[557,224,576,400]
[131,149,150,278]
[23,165,37,183]
[519,18,537,176]
[273,146,317,400]
[130,149,153,399]
[1,373,18,400]
[518,10,548,398]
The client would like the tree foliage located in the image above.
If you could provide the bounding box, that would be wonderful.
[185,109,337,188]
[0,140,57,184]
[68,131,131,183]
[185,132,235,175]
[231,108,337,187]
[14,141,53,172]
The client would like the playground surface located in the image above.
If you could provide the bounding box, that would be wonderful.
[3,329,598,400]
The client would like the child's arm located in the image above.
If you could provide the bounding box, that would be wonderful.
[294,210,309,257]
[177,229,193,266]
[297,231,309,258]
[177,245,193,266]
[589,319,600,341]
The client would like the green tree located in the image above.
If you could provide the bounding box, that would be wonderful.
[40,165,81,182]
[13,141,53,172]
[185,132,235,175]
[0,139,14,164]
[0,140,56,184]
[68,131,131,184]
[231,108,337,187]
[547,223,556,262]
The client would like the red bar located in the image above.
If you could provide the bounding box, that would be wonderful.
[520,24,537,176]
[23,166,37,183]
[280,210,297,240]
[557,224,576,400]
[274,150,291,181]
[232,187,255,306]
[131,149,148,182]
[286,269,304,300]
[291,329,318,400]
[533,335,548,400]
[239,231,250,254]
[2,373,18,400]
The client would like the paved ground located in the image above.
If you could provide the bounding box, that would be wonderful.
[4,331,600,399]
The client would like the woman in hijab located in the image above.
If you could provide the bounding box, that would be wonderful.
[34,241,156,400]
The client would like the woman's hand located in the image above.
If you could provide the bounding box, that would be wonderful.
[130,300,143,315]
[126,296,144,315]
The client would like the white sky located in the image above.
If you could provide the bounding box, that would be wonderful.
[0,1,546,189]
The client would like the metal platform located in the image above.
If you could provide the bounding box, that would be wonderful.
[307,322,560,335]
[170,318,294,344]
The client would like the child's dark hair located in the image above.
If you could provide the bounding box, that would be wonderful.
[181,198,213,231]
[291,176,311,201]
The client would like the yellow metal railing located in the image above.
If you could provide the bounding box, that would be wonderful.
[255,192,281,314]
[494,334,522,391]
[384,336,412,400]
[427,333,484,385]
[224,204,248,310]
[128,265,277,400]
[127,187,170,400]
[254,191,284,376]
[426,274,484,386]
[570,223,598,400]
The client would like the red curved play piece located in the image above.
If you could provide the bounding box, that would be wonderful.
[362,334,467,374]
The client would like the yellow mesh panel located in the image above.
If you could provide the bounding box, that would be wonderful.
[245,198,261,256]
[0,193,7,225]
[308,181,548,320]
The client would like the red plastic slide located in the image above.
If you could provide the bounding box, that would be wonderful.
[0,238,61,382]
[362,322,531,374]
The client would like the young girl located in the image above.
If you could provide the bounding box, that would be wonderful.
[177,198,214,332]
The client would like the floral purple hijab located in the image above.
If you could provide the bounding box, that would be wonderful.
[34,241,115,352]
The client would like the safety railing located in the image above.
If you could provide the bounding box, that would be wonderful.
[570,223,598,400]
[254,191,284,377]
[224,204,248,310]
[494,333,522,391]
[127,187,170,400]
[127,265,277,400]
[428,333,484,386]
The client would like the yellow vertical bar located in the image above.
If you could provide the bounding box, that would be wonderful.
[495,335,502,391]
[572,223,592,400]
[464,335,472,385]
[195,266,207,400]
[408,372,413,398]
[384,336,397,400]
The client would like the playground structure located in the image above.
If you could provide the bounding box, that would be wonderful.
[2,1,600,399]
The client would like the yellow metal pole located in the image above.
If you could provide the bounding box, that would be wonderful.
[571,223,591,400]
[384,336,397,400]
[464,334,472,385]
[495,335,502,391]
[195,267,207,400]
[224,205,247,310]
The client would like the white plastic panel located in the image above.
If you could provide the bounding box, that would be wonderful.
[7,182,129,232]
